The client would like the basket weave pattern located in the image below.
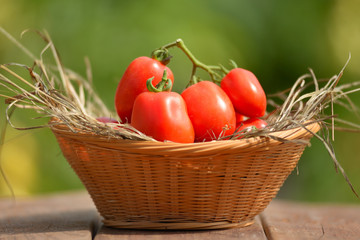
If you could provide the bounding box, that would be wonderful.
[51,121,320,230]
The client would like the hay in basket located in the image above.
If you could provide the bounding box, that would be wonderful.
[1,28,360,230]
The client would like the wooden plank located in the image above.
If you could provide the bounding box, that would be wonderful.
[94,216,267,240]
[2,191,360,239]
[0,191,99,240]
[260,200,360,240]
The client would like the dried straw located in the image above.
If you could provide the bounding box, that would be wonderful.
[0,28,153,141]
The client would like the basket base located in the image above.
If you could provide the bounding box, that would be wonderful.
[102,219,255,230]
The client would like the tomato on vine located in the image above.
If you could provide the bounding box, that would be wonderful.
[181,81,236,142]
[221,68,266,118]
[131,70,194,143]
[115,55,174,123]
[120,39,268,142]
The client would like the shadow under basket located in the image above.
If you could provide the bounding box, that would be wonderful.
[50,120,320,230]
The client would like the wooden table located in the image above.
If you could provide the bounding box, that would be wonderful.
[1,191,359,240]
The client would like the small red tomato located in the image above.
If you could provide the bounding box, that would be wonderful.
[236,118,267,133]
[114,56,174,123]
[221,68,266,118]
[96,117,119,124]
[181,81,236,142]
[131,72,194,143]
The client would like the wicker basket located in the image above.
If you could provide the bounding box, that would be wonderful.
[50,119,320,230]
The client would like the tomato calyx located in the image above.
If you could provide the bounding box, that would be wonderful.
[147,69,173,92]
[151,48,172,66]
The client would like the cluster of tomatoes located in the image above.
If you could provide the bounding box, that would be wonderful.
[100,43,268,143]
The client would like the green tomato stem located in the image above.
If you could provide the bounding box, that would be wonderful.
[147,69,172,92]
[159,39,225,85]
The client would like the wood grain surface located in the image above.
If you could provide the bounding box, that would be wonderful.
[0,192,99,240]
[261,200,360,240]
[94,217,267,240]
[1,191,359,240]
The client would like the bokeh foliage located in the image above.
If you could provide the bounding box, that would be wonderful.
[0,0,359,202]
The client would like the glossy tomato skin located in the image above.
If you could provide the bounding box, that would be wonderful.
[221,68,266,118]
[236,118,267,133]
[235,112,245,125]
[181,81,236,142]
[114,56,174,123]
[131,92,194,143]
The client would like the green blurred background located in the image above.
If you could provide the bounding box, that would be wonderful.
[0,0,359,203]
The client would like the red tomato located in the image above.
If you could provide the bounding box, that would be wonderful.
[181,81,236,142]
[236,118,267,133]
[96,117,119,124]
[131,92,194,143]
[235,112,245,125]
[114,56,174,123]
[221,68,266,118]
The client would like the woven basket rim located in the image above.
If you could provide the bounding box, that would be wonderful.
[50,119,320,156]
